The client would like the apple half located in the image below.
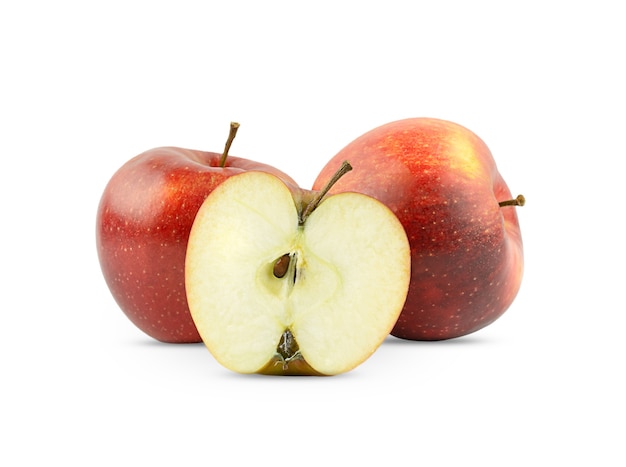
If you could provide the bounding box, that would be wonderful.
[185,166,411,375]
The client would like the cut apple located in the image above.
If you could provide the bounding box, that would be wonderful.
[185,168,411,375]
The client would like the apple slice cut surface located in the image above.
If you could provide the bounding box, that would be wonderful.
[185,171,410,375]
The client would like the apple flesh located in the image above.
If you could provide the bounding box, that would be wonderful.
[96,124,298,343]
[313,118,524,340]
[185,166,411,375]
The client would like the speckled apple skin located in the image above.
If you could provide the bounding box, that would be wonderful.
[97,147,297,343]
[313,118,523,340]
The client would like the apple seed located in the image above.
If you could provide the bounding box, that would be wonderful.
[273,253,291,278]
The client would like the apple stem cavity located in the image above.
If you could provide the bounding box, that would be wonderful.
[219,121,241,168]
[299,160,353,225]
[499,194,526,208]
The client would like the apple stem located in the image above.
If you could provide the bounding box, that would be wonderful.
[300,160,353,224]
[219,122,241,168]
[499,194,526,208]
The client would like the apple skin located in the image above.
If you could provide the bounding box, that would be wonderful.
[312,118,523,340]
[96,147,298,343]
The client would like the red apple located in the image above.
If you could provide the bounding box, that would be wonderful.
[312,118,524,340]
[96,123,298,343]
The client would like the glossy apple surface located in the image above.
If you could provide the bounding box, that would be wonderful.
[97,144,298,343]
[313,118,524,340]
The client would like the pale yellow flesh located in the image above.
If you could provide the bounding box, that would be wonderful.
[185,171,410,375]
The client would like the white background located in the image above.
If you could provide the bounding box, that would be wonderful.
[2,1,624,465]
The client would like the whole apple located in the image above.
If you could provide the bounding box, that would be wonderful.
[312,118,524,340]
[96,123,298,343]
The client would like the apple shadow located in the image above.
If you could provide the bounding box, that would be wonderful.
[132,338,205,348]
[221,371,357,381]
[381,334,494,346]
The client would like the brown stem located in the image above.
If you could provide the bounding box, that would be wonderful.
[499,194,526,207]
[219,122,241,168]
[300,161,352,224]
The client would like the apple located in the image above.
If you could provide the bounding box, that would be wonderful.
[185,162,411,375]
[312,118,524,340]
[96,123,298,343]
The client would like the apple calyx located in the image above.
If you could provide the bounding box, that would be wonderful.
[499,194,526,208]
[268,329,320,374]
[218,121,241,168]
[259,329,325,375]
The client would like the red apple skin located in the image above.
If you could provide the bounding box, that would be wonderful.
[96,147,298,343]
[312,118,523,340]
